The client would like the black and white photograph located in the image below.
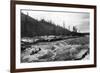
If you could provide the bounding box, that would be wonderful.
[11,1,96,72]
[21,9,90,63]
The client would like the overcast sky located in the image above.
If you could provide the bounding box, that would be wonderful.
[21,10,90,33]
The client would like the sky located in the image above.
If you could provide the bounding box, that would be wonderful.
[21,10,90,33]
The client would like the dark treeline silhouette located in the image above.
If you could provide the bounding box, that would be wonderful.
[71,32,89,36]
[21,13,71,37]
[21,13,89,38]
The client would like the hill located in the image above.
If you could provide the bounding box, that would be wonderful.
[21,13,71,37]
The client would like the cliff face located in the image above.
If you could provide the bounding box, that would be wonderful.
[21,13,71,37]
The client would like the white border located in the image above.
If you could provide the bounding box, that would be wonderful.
[16,4,94,69]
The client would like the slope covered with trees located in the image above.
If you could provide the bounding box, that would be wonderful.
[21,13,71,37]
